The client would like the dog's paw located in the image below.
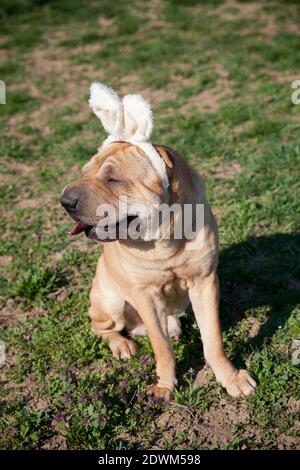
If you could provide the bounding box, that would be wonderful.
[109,338,138,360]
[225,369,257,398]
[147,384,173,402]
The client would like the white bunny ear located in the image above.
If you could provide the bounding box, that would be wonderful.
[89,82,123,136]
[89,83,169,190]
[123,94,169,190]
[122,94,153,142]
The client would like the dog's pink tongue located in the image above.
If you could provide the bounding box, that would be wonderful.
[70,221,88,236]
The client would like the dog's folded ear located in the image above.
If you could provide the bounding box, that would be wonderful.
[155,146,173,169]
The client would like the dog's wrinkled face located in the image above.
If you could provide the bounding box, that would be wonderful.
[60,142,164,241]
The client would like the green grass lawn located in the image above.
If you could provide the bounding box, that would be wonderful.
[0,0,300,450]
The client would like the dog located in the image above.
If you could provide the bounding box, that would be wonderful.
[60,83,256,401]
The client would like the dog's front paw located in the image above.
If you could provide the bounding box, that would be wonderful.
[147,384,173,402]
[109,338,138,360]
[225,369,257,398]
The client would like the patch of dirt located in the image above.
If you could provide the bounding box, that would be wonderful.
[269,70,298,85]
[131,0,170,33]
[286,398,300,416]
[246,316,260,338]
[47,287,68,302]
[180,64,233,114]
[43,30,70,47]
[3,376,39,402]
[42,434,68,450]
[136,86,174,105]
[119,398,251,449]
[97,17,115,28]
[213,0,300,39]
[0,159,33,183]
[16,194,54,209]
[193,364,214,388]
[29,395,51,412]
[204,159,242,180]
[31,393,299,449]
[119,75,174,105]
[192,90,221,113]
[69,43,103,57]
[199,399,250,447]
[1,158,33,176]
[0,300,47,328]
[0,255,13,266]
[6,30,104,138]
[50,237,99,266]
[0,300,22,327]
[214,1,272,22]
[0,49,8,62]
[0,34,9,44]
[26,46,70,77]
[277,430,300,450]
[286,22,300,36]
[233,121,252,134]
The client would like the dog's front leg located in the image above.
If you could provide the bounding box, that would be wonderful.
[134,289,176,401]
[189,271,257,397]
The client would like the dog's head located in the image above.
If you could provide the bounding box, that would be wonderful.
[60,141,173,242]
[61,83,176,242]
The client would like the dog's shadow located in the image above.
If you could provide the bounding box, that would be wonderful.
[178,232,300,376]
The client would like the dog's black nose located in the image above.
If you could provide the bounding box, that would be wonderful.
[60,189,79,211]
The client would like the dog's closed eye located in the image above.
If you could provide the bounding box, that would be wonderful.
[107,177,123,184]
[97,162,124,183]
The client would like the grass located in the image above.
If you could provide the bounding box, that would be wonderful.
[0,0,300,450]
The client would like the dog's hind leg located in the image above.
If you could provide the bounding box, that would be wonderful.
[125,303,148,336]
[89,259,138,360]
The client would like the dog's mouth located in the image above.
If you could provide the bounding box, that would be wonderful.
[70,215,139,242]
[70,221,92,236]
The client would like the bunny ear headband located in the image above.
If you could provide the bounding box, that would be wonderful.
[89,82,169,190]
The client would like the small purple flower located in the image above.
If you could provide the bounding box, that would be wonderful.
[96,390,105,400]
[79,394,88,403]
[64,394,72,403]
[140,355,150,365]
[119,380,128,388]
[136,391,144,402]
[143,405,152,416]
[98,390,105,400]
[147,394,160,404]
[64,368,76,383]
[98,414,107,424]
[81,417,93,426]
[51,411,66,427]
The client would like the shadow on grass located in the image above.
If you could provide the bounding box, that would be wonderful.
[177,232,300,376]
